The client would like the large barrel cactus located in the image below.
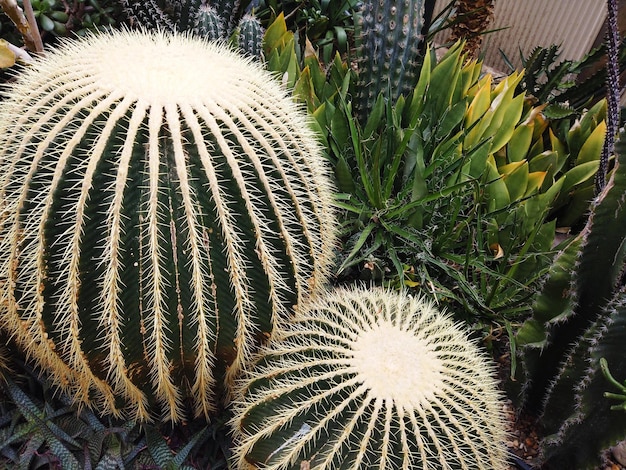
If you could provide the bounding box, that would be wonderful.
[0,30,336,422]
[232,287,509,469]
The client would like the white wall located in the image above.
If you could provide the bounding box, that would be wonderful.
[433,0,607,73]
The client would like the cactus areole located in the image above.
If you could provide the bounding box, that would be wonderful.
[0,30,335,422]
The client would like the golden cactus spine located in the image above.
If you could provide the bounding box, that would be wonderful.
[0,30,336,422]
[232,287,509,469]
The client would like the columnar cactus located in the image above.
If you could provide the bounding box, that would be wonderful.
[515,132,626,468]
[232,287,509,469]
[354,0,425,122]
[0,30,336,422]
[120,0,255,49]
[236,13,264,58]
[194,4,225,41]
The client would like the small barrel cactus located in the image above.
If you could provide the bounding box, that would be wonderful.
[0,30,336,422]
[232,287,509,469]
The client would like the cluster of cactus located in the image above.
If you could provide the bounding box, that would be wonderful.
[119,0,264,57]
[8,3,620,467]
[0,29,336,422]
[231,287,509,469]
[0,21,517,469]
[514,130,626,468]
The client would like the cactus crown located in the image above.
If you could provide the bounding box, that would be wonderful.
[232,287,509,469]
[0,29,335,422]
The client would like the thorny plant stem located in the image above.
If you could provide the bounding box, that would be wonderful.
[596,0,620,192]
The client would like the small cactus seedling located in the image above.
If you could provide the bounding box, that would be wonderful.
[0,29,336,422]
[232,287,509,469]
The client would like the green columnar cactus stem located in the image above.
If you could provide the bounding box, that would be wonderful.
[120,1,261,58]
[354,0,425,123]
[232,287,509,470]
[236,13,264,59]
[212,0,248,36]
[0,30,336,423]
[194,4,225,42]
[516,132,626,468]
[538,295,626,469]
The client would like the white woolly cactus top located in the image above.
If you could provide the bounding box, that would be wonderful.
[0,29,335,422]
[232,287,509,469]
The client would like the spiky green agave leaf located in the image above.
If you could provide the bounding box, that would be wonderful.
[231,287,509,470]
[0,29,336,423]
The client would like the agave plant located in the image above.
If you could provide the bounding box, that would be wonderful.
[262,14,606,333]
[0,29,336,422]
[231,287,509,469]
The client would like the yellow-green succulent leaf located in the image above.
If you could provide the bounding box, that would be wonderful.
[501,160,529,202]
[488,93,526,154]
[466,138,492,179]
[499,160,526,175]
[293,66,319,111]
[263,12,289,52]
[408,44,431,117]
[529,150,559,190]
[575,119,606,165]
[507,121,534,163]
[277,38,299,88]
[543,177,565,207]
[559,160,601,197]
[485,155,510,211]
[525,171,548,197]
[0,39,16,68]
[427,43,464,116]
[465,76,492,128]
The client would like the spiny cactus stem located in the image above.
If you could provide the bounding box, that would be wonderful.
[596,0,620,192]
[103,100,152,419]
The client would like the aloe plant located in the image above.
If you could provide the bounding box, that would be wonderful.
[0,29,336,422]
[232,287,509,469]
